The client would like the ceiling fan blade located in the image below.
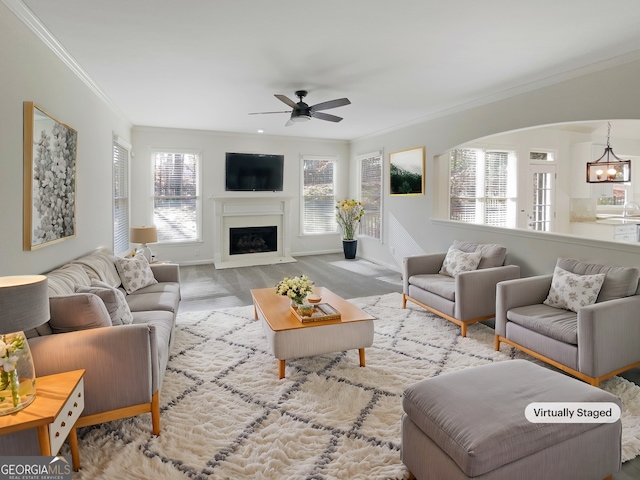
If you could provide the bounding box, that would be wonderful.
[312,112,343,123]
[275,94,298,109]
[311,98,351,111]
[248,110,290,115]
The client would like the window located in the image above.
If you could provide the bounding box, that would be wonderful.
[152,151,200,242]
[358,151,382,240]
[113,139,130,255]
[302,156,336,234]
[449,148,517,227]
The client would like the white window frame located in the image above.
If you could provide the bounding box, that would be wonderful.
[449,147,517,227]
[151,148,202,244]
[113,136,131,256]
[357,150,383,241]
[301,154,337,236]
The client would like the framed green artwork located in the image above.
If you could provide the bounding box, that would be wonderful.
[389,146,424,196]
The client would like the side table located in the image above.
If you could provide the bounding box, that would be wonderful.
[0,369,85,471]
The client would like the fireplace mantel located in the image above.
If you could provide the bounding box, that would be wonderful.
[211,197,296,269]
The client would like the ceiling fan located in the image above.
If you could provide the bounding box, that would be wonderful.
[249,90,351,126]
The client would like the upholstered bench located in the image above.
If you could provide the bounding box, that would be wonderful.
[401,360,621,479]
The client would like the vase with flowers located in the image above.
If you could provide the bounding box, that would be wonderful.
[275,275,314,310]
[0,332,36,415]
[336,199,365,259]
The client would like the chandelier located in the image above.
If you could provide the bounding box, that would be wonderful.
[586,122,631,183]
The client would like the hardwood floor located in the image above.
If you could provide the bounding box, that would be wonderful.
[176,253,640,479]
[178,253,403,313]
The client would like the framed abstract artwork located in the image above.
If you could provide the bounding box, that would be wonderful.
[389,146,424,196]
[23,101,78,250]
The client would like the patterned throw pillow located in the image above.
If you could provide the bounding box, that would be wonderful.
[543,266,606,313]
[75,280,134,326]
[439,246,483,277]
[114,252,158,294]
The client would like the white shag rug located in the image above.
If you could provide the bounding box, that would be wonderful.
[69,293,640,479]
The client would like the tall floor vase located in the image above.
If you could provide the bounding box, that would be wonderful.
[342,239,358,259]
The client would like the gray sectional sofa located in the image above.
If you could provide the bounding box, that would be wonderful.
[0,249,180,454]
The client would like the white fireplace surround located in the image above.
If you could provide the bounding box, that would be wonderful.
[212,197,296,269]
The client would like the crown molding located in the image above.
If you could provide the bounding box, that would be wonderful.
[3,0,130,123]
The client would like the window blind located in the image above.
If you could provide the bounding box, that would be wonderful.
[152,152,199,242]
[302,157,336,234]
[113,141,129,255]
[450,148,478,223]
[359,152,382,239]
[450,148,515,226]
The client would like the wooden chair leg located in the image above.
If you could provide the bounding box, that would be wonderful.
[151,391,161,436]
[494,335,500,351]
[402,294,407,309]
[461,323,467,338]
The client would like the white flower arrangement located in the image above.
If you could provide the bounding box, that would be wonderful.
[275,275,314,305]
[0,334,25,409]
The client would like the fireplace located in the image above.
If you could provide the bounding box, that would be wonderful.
[230,226,277,255]
[212,197,296,269]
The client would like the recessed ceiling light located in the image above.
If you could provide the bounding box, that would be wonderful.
[257,129,264,133]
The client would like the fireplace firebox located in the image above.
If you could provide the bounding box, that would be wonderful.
[229,226,278,255]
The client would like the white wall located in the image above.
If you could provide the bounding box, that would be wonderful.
[0,4,132,275]
[131,127,349,264]
[351,58,640,277]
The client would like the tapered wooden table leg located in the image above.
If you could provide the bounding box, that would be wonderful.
[279,360,286,379]
[69,428,80,471]
[359,348,366,367]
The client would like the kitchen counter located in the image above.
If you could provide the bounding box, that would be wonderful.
[570,219,639,242]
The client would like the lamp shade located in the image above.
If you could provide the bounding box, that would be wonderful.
[130,226,158,244]
[0,275,50,334]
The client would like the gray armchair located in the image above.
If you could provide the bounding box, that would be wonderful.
[495,257,640,386]
[402,241,520,337]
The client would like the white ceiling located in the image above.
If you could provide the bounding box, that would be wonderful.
[14,0,640,140]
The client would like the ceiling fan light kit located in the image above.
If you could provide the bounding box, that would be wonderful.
[250,90,351,126]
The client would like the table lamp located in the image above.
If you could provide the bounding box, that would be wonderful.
[130,225,158,262]
[0,275,49,415]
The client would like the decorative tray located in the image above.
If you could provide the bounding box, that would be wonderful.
[290,303,341,323]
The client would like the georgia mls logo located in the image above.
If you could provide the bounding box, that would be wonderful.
[0,455,72,480]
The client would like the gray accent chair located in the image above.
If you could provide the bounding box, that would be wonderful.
[495,257,640,386]
[402,241,520,337]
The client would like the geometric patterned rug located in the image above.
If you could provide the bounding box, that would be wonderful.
[68,292,640,479]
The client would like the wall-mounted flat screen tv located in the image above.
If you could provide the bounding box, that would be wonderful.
[225,152,284,192]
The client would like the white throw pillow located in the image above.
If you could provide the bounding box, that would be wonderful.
[439,246,482,277]
[543,266,606,313]
[114,252,158,294]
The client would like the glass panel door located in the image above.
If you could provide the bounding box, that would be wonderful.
[528,165,555,231]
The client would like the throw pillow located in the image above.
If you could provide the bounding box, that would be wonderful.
[114,252,158,294]
[75,281,133,326]
[452,240,507,269]
[543,266,606,313]
[48,293,112,333]
[439,246,483,277]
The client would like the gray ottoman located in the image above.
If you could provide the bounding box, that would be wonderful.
[401,360,621,479]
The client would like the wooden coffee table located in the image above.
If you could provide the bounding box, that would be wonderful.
[251,286,375,378]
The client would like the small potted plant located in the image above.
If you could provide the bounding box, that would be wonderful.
[336,199,365,259]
